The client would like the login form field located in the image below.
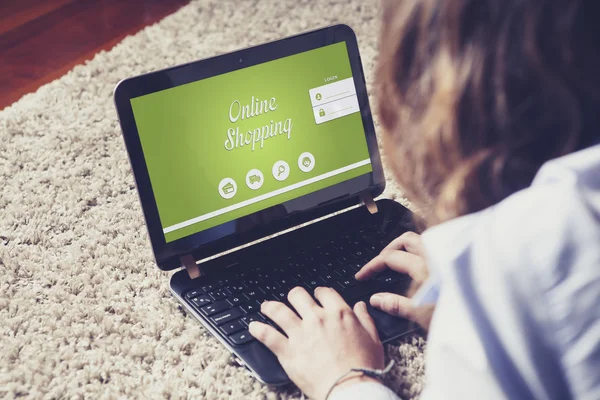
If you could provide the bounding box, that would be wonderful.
[309,78,360,124]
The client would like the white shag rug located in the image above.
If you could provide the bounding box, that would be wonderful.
[0,0,426,398]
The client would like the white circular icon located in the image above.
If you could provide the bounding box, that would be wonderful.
[298,152,315,173]
[218,177,237,199]
[272,160,290,181]
[245,169,264,190]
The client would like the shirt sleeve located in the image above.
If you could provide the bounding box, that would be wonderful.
[328,381,400,400]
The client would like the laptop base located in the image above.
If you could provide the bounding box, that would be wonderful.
[170,199,417,385]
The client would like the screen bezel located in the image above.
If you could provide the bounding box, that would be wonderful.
[114,24,385,271]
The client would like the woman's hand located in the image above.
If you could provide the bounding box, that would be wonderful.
[248,286,384,400]
[355,231,434,330]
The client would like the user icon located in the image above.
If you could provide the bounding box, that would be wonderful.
[298,152,315,173]
[218,177,237,199]
[272,160,290,181]
[246,169,264,190]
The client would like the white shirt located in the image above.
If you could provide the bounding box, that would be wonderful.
[333,144,600,400]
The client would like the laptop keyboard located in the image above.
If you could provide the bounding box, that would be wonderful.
[184,219,412,346]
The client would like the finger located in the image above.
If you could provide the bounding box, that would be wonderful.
[287,286,321,319]
[355,253,387,281]
[261,300,302,333]
[382,251,427,281]
[370,292,416,320]
[353,301,379,342]
[313,286,350,310]
[357,250,426,281]
[248,321,287,354]
[356,232,424,281]
[381,231,425,257]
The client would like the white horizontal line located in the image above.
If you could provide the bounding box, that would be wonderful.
[326,90,351,99]
[163,158,372,234]
[313,93,356,109]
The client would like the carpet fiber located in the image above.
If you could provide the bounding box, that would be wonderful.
[0,0,425,398]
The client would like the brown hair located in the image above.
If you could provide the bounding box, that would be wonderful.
[377,0,600,227]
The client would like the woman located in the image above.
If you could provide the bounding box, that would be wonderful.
[249,0,600,399]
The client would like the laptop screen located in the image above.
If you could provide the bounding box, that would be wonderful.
[130,42,373,243]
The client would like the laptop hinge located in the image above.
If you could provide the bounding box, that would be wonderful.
[181,254,203,279]
[360,192,378,214]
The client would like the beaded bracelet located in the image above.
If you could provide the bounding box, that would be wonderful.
[324,360,395,400]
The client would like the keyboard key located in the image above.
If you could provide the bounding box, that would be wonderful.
[378,276,399,285]
[259,282,280,293]
[200,300,230,316]
[229,330,254,345]
[185,289,203,299]
[220,320,245,335]
[241,313,265,326]
[346,262,364,272]
[209,290,228,300]
[272,290,289,301]
[227,294,248,307]
[346,237,361,247]
[333,266,353,278]
[241,302,260,314]
[365,243,379,253]
[191,295,212,307]
[287,260,304,269]
[245,278,262,286]
[304,266,320,275]
[322,273,336,283]
[304,254,317,263]
[211,307,243,326]
[294,270,314,281]
[246,288,265,299]
[336,256,351,264]
[335,244,349,253]
[351,250,367,259]
[320,249,335,258]
[340,278,358,288]
[224,284,245,293]
[201,284,217,293]
[277,277,297,289]
[257,272,277,281]
[306,277,326,289]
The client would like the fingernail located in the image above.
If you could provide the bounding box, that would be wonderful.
[248,321,259,334]
[358,301,367,311]
[370,294,383,307]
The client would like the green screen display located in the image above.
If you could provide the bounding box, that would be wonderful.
[131,42,372,243]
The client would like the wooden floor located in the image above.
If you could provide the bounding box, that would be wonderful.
[0,0,190,110]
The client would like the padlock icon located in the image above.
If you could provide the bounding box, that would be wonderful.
[319,108,325,117]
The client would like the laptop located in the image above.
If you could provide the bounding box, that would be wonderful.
[114,24,416,385]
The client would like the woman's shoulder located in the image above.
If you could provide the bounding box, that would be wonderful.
[423,144,600,292]
[487,144,600,273]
